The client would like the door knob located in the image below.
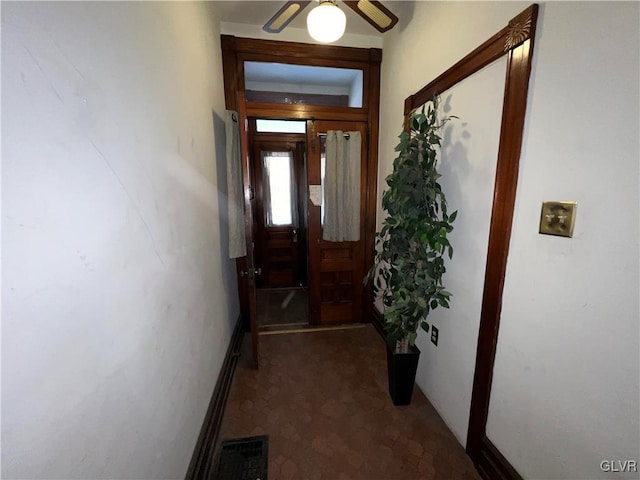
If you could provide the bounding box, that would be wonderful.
[292,228,298,243]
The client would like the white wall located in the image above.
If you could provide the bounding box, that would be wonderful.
[487,3,640,479]
[2,2,238,478]
[348,71,364,108]
[378,1,639,478]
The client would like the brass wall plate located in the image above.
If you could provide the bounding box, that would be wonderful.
[539,201,577,237]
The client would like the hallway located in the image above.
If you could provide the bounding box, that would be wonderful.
[219,325,480,479]
[3,2,638,478]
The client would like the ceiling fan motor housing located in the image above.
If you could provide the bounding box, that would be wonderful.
[263,0,399,40]
[307,1,347,43]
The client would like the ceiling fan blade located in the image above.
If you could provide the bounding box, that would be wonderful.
[343,0,398,33]
[263,1,311,33]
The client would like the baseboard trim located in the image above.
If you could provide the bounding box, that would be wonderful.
[185,317,244,480]
[371,306,385,339]
[474,436,523,480]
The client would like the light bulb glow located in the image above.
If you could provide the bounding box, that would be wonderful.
[307,2,346,43]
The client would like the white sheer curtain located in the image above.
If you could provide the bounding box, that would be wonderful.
[262,151,298,227]
[323,130,361,241]
[225,110,246,258]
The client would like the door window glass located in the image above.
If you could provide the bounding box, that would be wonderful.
[263,151,296,226]
[245,62,363,108]
[256,119,306,134]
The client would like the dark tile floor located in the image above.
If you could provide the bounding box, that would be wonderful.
[219,325,481,480]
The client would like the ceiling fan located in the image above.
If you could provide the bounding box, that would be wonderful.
[263,0,399,43]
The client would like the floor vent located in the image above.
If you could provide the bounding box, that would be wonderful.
[212,435,268,480]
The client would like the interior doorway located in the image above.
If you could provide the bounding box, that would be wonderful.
[249,116,368,330]
[248,118,311,330]
[250,119,307,290]
[221,35,382,365]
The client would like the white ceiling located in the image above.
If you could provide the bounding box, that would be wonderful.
[213,1,404,38]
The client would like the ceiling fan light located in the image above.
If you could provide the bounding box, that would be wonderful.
[307,1,346,43]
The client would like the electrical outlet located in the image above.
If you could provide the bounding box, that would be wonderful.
[431,326,439,346]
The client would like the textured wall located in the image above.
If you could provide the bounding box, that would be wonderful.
[487,3,640,479]
[379,1,639,478]
[2,2,238,478]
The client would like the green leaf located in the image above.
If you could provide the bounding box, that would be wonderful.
[364,96,458,346]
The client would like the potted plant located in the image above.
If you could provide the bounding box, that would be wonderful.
[365,97,456,405]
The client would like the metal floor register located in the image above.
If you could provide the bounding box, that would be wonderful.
[212,436,268,480]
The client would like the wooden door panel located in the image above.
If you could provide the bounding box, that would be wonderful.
[320,304,354,324]
[251,138,306,288]
[321,247,353,260]
[307,120,367,325]
[237,93,259,368]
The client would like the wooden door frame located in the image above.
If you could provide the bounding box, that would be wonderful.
[402,5,539,480]
[221,35,382,328]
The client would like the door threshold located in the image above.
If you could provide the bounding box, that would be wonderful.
[259,321,308,329]
[258,286,308,292]
[259,323,367,336]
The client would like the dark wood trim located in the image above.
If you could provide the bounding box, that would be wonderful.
[185,317,244,480]
[246,102,369,122]
[220,37,249,329]
[364,49,381,324]
[402,4,539,478]
[238,92,260,369]
[221,35,239,111]
[222,35,378,63]
[466,6,538,463]
[246,90,349,107]
[476,437,523,480]
[236,257,250,330]
[370,306,385,339]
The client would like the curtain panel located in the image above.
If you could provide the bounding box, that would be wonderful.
[323,130,361,242]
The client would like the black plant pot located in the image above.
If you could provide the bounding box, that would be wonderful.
[386,343,420,406]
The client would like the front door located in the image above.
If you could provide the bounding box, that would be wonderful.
[252,139,307,288]
[307,120,367,325]
[237,94,260,367]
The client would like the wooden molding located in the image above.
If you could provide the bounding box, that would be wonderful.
[222,34,380,63]
[370,306,385,339]
[185,317,244,480]
[505,7,536,51]
[476,437,523,480]
[402,4,539,478]
[245,90,349,107]
[245,102,369,122]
